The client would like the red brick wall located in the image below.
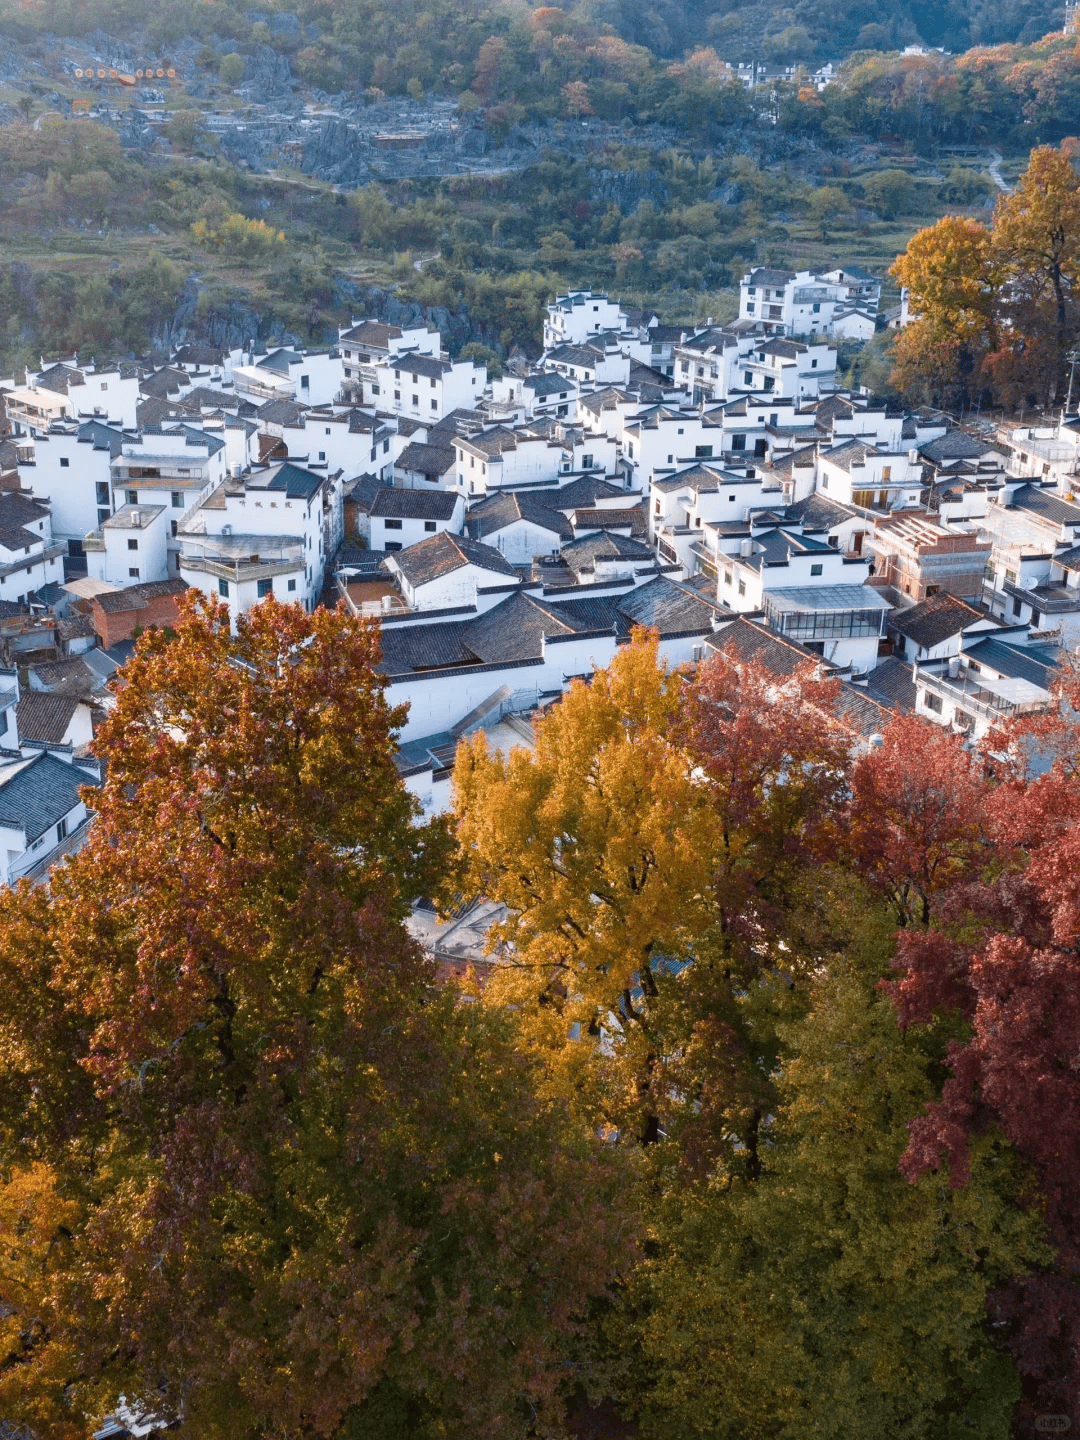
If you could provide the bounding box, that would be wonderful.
[91,592,185,648]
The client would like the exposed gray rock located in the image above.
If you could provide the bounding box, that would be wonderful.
[586,166,669,214]
[238,46,293,100]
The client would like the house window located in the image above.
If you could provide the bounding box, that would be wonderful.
[882,466,892,481]
[744,372,753,385]
[383,440,389,453]
[171,491,183,507]
[732,435,746,451]
[96,482,110,505]
[171,520,178,537]
[811,358,818,369]
[430,376,436,387]
[98,508,110,525]
[810,562,823,575]
[127,538,138,550]
[431,400,437,411]
[724,571,732,585]
[737,579,746,596]
[126,489,137,505]
[288,578,296,592]
[582,455,593,469]
[812,302,820,313]
[695,445,713,459]
[60,457,69,468]
[384,518,403,530]
[319,451,326,461]
[257,579,272,598]
[1012,597,1023,617]
[57,817,68,843]
[128,566,139,578]
[219,578,229,597]
[925,691,943,713]
[300,375,309,389]
[385,541,402,552]
[394,390,401,402]
[424,520,436,532]
[412,395,419,407]
[654,501,661,515]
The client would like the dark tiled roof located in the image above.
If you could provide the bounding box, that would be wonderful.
[256,398,309,426]
[78,420,126,456]
[0,492,49,530]
[547,475,626,510]
[15,692,83,744]
[395,441,455,477]
[340,321,403,346]
[890,593,984,649]
[862,657,917,713]
[467,491,572,542]
[388,353,451,380]
[173,345,227,366]
[1008,485,1080,528]
[252,462,326,501]
[370,488,458,521]
[614,577,716,633]
[136,396,201,427]
[139,367,190,399]
[524,372,572,396]
[0,751,94,841]
[920,432,997,463]
[783,493,857,529]
[707,616,826,675]
[961,636,1058,687]
[389,532,516,587]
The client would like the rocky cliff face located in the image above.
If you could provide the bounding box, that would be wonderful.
[152,275,509,359]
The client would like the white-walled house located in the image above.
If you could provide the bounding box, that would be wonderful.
[385,531,518,611]
[913,628,1058,740]
[232,348,343,408]
[5,360,141,431]
[737,337,837,400]
[369,488,464,552]
[379,575,719,742]
[0,748,97,887]
[178,461,341,622]
[544,291,628,349]
[0,492,64,606]
[106,429,228,577]
[465,491,572,565]
[817,441,924,511]
[368,353,486,422]
[719,525,886,673]
[738,265,882,338]
[89,503,170,588]
[15,420,129,547]
[889,592,999,664]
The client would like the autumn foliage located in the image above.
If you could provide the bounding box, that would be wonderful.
[892,144,1080,407]
[0,613,1078,1435]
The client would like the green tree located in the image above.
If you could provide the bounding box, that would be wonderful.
[806,183,852,240]
[218,53,244,86]
[863,167,917,219]
[632,902,1046,1439]
[0,596,626,1439]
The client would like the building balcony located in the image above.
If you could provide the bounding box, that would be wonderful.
[915,664,1048,721]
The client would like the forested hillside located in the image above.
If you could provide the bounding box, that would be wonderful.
[0,0,1070,76]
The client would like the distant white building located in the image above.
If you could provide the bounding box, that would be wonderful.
[232,348,343,408]
[368,353,486,423]
[544,291,628,349]
[739,265,882,339]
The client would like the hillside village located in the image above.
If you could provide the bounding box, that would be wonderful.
[0,276,1078,892]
